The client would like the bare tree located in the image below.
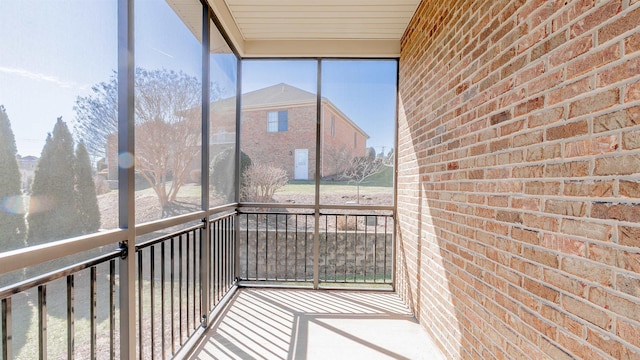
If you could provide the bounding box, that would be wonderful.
[325,144,353,179]
[75,68,205,210]
[134,69,201,209]
[341,149,385,204]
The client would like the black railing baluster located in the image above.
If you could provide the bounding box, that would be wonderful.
[344,215,347,283]
[38,284,46,360]
[374,216,378,283]
[304,215,308,281]
[178,234,183,344]
[67,274,74,360]
[384,216,388,283]
[2,298,12,360]
[255,213,258,280]
[324,215,328,282]
[295,214,299,281]
[90,266,97,360]
[109,259,116,360]
[150,246,155,360]
[275,214,278,281]
[185,232,190,333]
[137,250,143,360]
[160,242,166,360]
[364,215,367,282]
[170,237,175,355]
[334,215,338,282]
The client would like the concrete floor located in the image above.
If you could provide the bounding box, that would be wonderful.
[188,288,445,360]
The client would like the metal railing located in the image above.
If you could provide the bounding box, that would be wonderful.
[0,209,239,360]
[0,250,122,360]
[237,207,394,287]
[0,204,393,359]
[136,224,203,360]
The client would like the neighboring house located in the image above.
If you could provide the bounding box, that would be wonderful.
[16,155,38,193]
[105,83,369,182]
[212,83,369,180]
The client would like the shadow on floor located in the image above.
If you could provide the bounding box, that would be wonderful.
[189,288,445,360]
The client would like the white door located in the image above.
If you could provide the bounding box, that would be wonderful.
[294,149,308,180]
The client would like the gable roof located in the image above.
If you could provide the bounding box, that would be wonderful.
[242,83,316,108]
[210,83,369,139]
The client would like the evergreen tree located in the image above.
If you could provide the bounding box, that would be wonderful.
[0,106,26,251]
[27,118,78,246]
[74,142,100,234]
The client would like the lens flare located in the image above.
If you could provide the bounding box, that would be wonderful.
[1,195,26,214]
[118,152,135,169]
[26,195,55,214]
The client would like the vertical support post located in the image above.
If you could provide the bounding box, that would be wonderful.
[392,59,399,292]
[234,57,242,280]
[118,0,136,357]
[313,59,322,289]
[200,3,211,326]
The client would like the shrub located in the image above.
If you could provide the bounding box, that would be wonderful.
[211,148,251,202]
[241,164,288,203]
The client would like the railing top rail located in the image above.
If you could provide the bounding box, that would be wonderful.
[319,212,394,216]
[0,228,127,276]
[209,210,238,223]
[238,203,394,211]
[0,250,123,299]
[135,223,205,251]
[208,203,238,215]
[135,210,207,237]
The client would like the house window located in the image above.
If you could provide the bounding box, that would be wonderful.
[267,110,288,132]
[353,132,357,148]
[330,116,335,137]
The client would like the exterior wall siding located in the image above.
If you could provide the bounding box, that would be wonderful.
[397,0,640,359]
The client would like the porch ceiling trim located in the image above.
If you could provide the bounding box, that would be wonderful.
[206,0,417,58]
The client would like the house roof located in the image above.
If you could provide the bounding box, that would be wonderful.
[242,83,316,108]
[211,83,369,138]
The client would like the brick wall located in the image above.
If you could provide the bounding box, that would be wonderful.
[397,0,640,359]
[241,105,317,179]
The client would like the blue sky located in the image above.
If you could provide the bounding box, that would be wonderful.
[1,0,396,158]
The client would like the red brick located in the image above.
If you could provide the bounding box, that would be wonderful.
[531,30,567,61]
[570,0,623,38]
[560,219,612,241]
[527,69,563,95]
[617,273,640,298]
[587,328,640,359]
[626,32,640,55]
[528,107,564,128]
[547,77,592,105]
[598,6,640,44]
[619,226,640,247]
[598,56,640,87]
[562,295,612,330]
[546,120,589,140]
[566,43,620,79]
[620,180,640,198]
[564,135,618,157]
[626,81,640,102]
[594,154,640,175]
[563,180,614,197]
[545,161,589,178]
[593,107,640,133]
[569,89,619,118]
[545,199,587,217]
[549,34,593,68]
[617,319,640,348]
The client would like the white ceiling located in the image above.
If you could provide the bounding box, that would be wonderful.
[206,0,421,57]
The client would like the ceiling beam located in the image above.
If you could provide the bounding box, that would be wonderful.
[242,39,400,58]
